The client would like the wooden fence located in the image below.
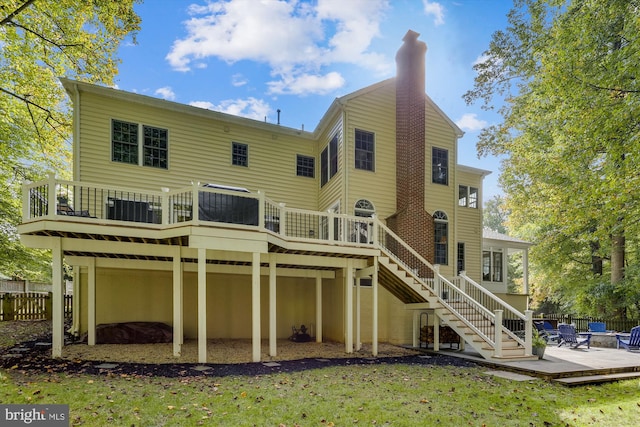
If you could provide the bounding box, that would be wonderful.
[536,314,640,333]
[0,293,73,321]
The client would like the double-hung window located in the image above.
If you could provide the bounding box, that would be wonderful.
[355,129,374,171]
[112,119,168,169]
[458,185,478,208]
[432,147,448,185]
[232,142,248,167]
[433,210,448,265]
[143,126,168,168]
[296,154,315,177]
[320,134,339,187]
[483,250,503,282]
[112,120,139,165]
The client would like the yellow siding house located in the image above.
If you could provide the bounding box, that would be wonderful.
[18,31,535,363]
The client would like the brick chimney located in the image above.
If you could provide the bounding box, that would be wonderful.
[387,30,435,273]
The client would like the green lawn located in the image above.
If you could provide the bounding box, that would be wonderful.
[2,364,639,426]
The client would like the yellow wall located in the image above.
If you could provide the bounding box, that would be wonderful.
[76,265,422,346]
[79,268,324,340]
[455,169,485,283]
[77,90,318,210]
[342,83,397,219]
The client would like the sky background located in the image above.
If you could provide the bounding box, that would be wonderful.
[113,0,513,201]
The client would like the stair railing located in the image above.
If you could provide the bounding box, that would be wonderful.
[375,219,530,355]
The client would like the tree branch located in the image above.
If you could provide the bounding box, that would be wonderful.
[6,20,83,49]
[572,74,640,94]
[0,0,36,26]
[0,87,67,127]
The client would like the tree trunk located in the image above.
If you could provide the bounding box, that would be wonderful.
[590,241,603,275]
[611,233,625,284]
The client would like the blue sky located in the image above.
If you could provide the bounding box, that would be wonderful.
[114,0,513,200]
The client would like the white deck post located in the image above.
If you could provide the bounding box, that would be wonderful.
[523,250,530,306]
[345,259,354,353]
[372,257,379,356]
[51,237,63,357]
[47,173,56,218]
[197,248,207,363]
[412,310,420,348]
[251,252,261,362]
[70,266,80,337]
[172,247,183,357]
[355,276,361,351]
[494,309,503,358]
[524,309,533,355]
[433,313,440,351]
[315,272,323,343]
[269,254,277,357]
[87,258,96,346]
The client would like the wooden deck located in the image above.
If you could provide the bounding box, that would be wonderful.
[431,344,640,386]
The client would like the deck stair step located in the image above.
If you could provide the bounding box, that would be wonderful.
[553,371,640,386]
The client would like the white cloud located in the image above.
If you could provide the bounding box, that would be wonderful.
[155,86,176,100]
[190,97,271,121]
[268,71,345,95]
[166,0,390,94]
[189,101,215,109]
[456,113,488,132]
[423,1,445,26]
[231,73,247,87]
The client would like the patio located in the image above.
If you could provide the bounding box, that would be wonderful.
[435,343,640,385]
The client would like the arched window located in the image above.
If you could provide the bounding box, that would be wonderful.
[354,199,375,217]
[433,210,448,265]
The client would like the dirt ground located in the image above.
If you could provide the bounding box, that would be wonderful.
[1,320,477,378]
[61,339,421,364]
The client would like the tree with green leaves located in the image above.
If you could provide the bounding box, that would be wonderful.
[0,0,140,280]
[465,0,640,319]
[483,195,508,234]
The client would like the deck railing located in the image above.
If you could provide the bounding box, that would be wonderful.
[22,176,530,355]
[22,176,376,247]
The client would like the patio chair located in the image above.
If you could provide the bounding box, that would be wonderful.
[534,320,559,343]
[616,326,640,351]
[588,322,609,333]
[558,324,591,349]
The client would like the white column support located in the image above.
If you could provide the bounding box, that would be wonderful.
[345,259,354,353]
[172,247,183,357]
[372,257,378,356]
[51,237,64,357]
[197,248,207,364]
[269,254,277,357]
[87,258,96,346]
[251,252,261,362]
[70,266,80,337]
[523,249,530,306]
[412,310,420,348]
[315,272,323,343]
[524,309,533,356]
[355,277,361,351]
[433,313,440,351]
[494,309,503,358]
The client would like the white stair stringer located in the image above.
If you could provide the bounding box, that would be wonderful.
[377,255,536,361]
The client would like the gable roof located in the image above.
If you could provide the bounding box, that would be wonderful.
[314,77,464,139]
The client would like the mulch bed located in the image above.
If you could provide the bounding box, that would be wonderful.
[0,322,478,378]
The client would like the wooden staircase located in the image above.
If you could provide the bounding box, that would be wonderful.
[374,222,536,361]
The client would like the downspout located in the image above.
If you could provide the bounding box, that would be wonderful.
[68,81,81,336]
[341,102,349,215]
[69,81,81,181]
